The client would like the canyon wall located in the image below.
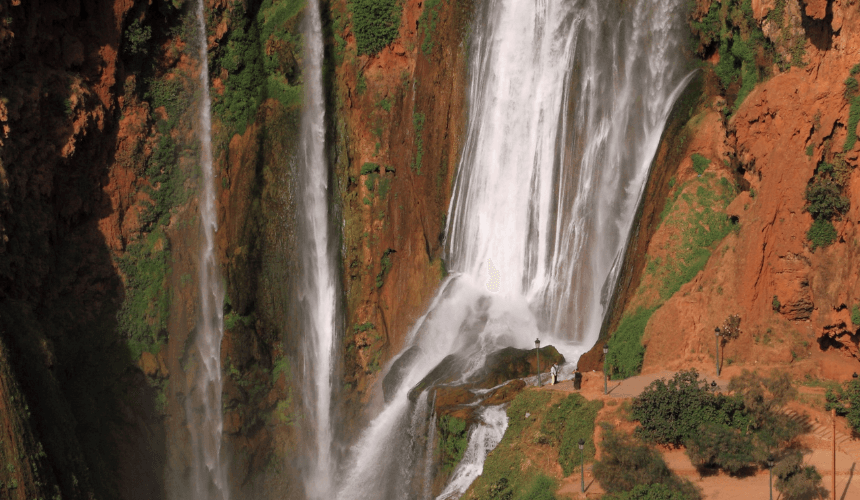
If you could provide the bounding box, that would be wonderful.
[586,0,860,384]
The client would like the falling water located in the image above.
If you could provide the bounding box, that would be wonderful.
[298,0,338,498]
[336,0,693,498]
[185,0,229,498]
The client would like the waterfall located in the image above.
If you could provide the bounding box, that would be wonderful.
[335,0,693,498]
[184,0,229,498]
[436,405,508,500]
[298,0,338,498]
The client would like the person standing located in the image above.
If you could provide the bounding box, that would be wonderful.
[550,363,558,385]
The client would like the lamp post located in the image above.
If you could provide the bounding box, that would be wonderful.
[603,344,609,395]
[714,327,721,376]
[535,338,541,387]
[767,456,774,500]
[579,438,585,493]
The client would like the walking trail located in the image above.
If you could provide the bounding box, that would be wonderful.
[531,370,860,499]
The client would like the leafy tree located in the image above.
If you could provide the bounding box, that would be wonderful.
[350,0,402,55]
[773,452,828,500]
[631,369,747,445]
[728,369,796,431]
[826,378,860,433]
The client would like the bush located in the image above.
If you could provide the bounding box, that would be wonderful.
[685,422,756,473]
[825,379,860,433]
[593,426,701,499]
[350,0,401,55]
[691,154,710,175]
[805,178,849,221]
[773,452,828,500]
[772,295,781,312]
[806,219,837,250]
[851,304,860,326]
[631,369,749,446]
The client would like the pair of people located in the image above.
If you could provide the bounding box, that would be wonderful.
[550,363,559,385]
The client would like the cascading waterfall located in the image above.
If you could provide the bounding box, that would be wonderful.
[334,0,693,498]
[298,0,338,498]
[184,0,229,498]
[436,406,508,500]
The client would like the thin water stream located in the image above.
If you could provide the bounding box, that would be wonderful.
[184,0,229,498]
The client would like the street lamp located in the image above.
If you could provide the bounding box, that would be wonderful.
[767,456,774,500]
[603,344,609,395]
[714,327,721,376]
[535,338,541,387]
[579,438,585,493]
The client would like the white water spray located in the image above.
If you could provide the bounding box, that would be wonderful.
[336,0,693,498]
[298,0,338,498]
[185,1,229,498]
[436,405,508,500]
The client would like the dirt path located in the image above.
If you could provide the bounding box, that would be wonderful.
[534,370,860,499]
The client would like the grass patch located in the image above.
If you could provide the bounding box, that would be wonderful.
[438,415,469,474]
[691,153,710,175]
[605,308,655,380]
[419,0,443,55]
[540,394,603,475]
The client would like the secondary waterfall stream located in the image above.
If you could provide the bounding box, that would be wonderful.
[298,0,339,498]
[185,0,229,498]
[333,0,692,498]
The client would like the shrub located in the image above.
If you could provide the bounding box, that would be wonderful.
[728,369,796,429]
[360,162,380,175]
[691,154,710,175]
[350,0,401,55]
[807,219,837,250]
[825,379,860,433]
[852,304,860,326]
[805,178,849,220]
[631,369,749,445]
[773,452,828,500]
[124,18,151,56]
[593,426,701,499]
[772,295,781,312]
[685,422,756,473]
[604,483,696,500]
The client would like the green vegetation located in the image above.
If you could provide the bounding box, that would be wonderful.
[361,162,380,175]
[438,415,469,474]
[419,0,443,55]
[605,307,655,379]
[773,452,827,500]
[807,219,837,250]
[124,18,152,56]
[852,304,860,326]
[211,0,304,135]
[515,475,557,500]
[350,0,402,55]
[844,63,860,151]
[772,295,781,312]
[632,369,800,475]
[826,378,860,432]
[691,154,710,175]
[603,483,698,500]
[540,394,603,475]
[594,426,701,499]
[804,160,851,250]
[607,173,736,379]
[412,112,426,174]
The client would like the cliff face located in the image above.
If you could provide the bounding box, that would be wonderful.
[590,0,860,383]
[327,0,472,430]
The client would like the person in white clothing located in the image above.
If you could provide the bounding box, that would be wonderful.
[550,363,558,385]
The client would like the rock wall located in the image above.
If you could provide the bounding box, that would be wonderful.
[327,0,473,433]
[588,0,860,383]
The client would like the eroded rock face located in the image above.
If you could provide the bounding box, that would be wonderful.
[593,0,860,378]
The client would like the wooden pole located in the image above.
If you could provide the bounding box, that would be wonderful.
[833,408,836,500]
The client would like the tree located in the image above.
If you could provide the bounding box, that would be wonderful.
[718,314,742,364]
[685,422,755,474]
[773,452,828,500]
[825,378,860,433]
